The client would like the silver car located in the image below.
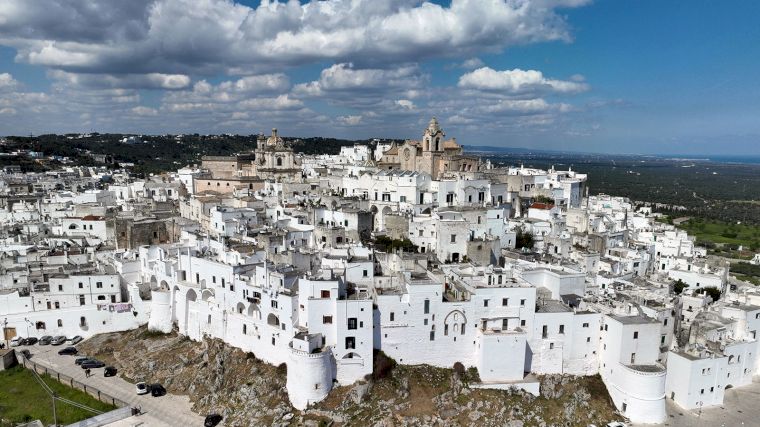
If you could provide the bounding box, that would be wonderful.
[51,335,67,345]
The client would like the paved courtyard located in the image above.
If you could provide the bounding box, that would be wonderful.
[25,345,206,427]
[634,377,760,427]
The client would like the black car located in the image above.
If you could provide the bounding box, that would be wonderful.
[204,414,223,427]
[38,336,53,345]
[81,360,105,369]
[23,337,38,345]
[150,384,166,397]
[75,357,92,365]
[58,346,78,355]
[104,366,117,377]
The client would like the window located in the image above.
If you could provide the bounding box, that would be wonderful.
[542,325,548,339]
[450,234,456,243]
[582,322,589,328]
[586,337,591,343]
[243,324,247,334]
[664,318,668,326]
[320,290,330,298]
[502,298,509,306]
[446,193,454,203]
[502,319,508,329]
[79,295,85,306]
[390,312,395,321]
[631,353,636,364]
[57,319,63,327]
[429,331,435,341]
[633,331,639,339]
[559,325,565,334]
[424,299,430,314]
[483,299,489,307]
[54,301,60,309]
[58,285,63,292]
[345,337,355,349]
[520,299,526,307]
[549,343,554,349]
[96,282,103,288]
[322,316,333,324]
[212,276,216,284]
[78,282,83,289]
[221,278,225,287]
[271,300,278,309]
[348,318,357,330]
[520,319,526,327]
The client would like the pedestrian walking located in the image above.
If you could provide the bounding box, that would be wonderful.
[85,368,91,378]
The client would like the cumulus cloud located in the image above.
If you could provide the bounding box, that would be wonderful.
[50,71,192,90]
[0,0,589,75]
[458,67,589,95]
[0,73,19,90]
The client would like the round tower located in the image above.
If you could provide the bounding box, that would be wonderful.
[147,290,173,333]
[286,345,333,410]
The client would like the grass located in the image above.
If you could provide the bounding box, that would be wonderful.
[677,218,760,250]
[0,365,116,426]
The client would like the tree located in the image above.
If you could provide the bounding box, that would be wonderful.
[672,279,687,295]
[696,286,721,302]
[515,226,535,250]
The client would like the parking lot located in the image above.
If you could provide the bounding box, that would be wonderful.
[21,342,206,427]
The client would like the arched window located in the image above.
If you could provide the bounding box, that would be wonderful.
[276,157,283,166]
[57,319,63,327]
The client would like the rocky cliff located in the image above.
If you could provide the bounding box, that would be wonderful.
[78,327,624,426]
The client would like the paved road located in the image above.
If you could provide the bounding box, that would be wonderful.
[25,344,205,427]
[634,377,760,427]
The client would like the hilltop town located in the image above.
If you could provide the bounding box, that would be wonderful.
[2,118,760,425]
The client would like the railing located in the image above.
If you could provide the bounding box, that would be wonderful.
[19,355,131,408]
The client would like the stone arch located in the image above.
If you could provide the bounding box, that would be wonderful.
[444,310,467,336]
[159,280,169,291]
[421,207,432,215]
[184,288,198,333]
[149,275,158,290]
[236,302,245,314]
[201,289,214,302]
[247,303,261,319]
[267,313,280,327]
[342,352,362,359]
[276,157,283,167]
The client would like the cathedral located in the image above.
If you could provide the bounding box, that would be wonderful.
[252,128,301,181]
[378,118,479,178]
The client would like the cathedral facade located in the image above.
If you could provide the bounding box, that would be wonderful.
[252,128,302,181]
[379,118,479,178]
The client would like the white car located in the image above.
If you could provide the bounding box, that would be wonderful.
[136,382,149,395]
[10,336,23,347]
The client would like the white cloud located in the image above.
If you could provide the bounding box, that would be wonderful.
[131,106,158,116]
[458,67,589,94]
[338,115,363,126]
[0,0,589,74]
[0,73,19,90]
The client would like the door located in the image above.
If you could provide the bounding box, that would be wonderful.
[3,327,16,341]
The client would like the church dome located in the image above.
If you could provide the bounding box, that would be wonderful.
[266,128,284,146]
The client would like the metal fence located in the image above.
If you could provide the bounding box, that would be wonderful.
[19,356,131,409]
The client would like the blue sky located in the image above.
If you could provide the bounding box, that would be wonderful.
[0,0,758,155]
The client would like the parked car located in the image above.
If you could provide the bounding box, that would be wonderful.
[10,336,23,347]
[81,360,105,369]
[136,382,149,395]
[204,414,223,427]
[70,335,83,345]
[75,357,92,365]
[23,337,38,345]
[38,336,53,345]
[150,384,166,397]
[104,366,117,377]
[51,336,67,346]
[58,346,78,355]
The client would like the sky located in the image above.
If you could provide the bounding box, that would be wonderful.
[1,0,759,155]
